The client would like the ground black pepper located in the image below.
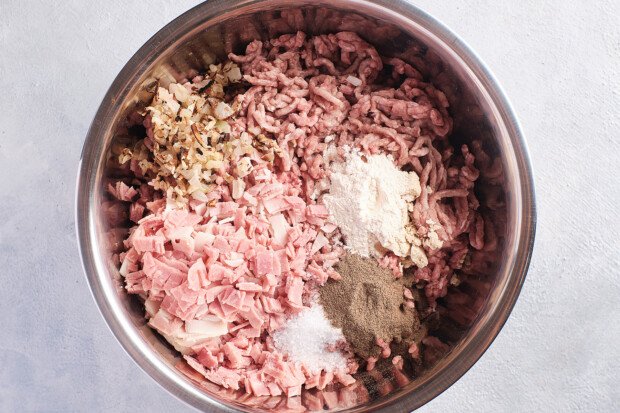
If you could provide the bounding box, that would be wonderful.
[319,253,426,359]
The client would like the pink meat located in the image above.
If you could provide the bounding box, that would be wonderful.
[107,181,138,202]
[129,202,145,223]
[197,348,219,369]
[130,228,166,255]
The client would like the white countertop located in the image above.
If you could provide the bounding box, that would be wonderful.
[0,1,618,411]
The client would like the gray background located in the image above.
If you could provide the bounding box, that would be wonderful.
[1,0,618,412]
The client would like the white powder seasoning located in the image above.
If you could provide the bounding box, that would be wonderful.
[322,148,422,259]
[273,305,347,373]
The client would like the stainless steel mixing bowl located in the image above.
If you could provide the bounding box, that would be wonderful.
[76,0,536,411]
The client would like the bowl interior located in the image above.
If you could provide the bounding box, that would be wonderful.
[78,1,534,411]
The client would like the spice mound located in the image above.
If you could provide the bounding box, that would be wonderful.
[319,253,426,360]
[322,148,421,261]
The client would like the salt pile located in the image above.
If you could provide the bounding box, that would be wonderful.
[273,305,347,373]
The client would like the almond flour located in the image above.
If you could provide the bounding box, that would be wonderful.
[322,147,426,264]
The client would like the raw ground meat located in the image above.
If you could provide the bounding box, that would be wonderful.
[109,30,495,397]
[228,31,488,304]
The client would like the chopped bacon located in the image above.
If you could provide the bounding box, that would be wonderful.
[237,282,263,292]
[266,382,283,396]
[208,262,233,282]
[108,181,138,202]
[213,235,231,253]
[255,251,274,276]
[129,202,145,223]
[148,309,182,336]
[223,342,251,368]
[242,303,265,329]
[131,228,166,255]
[260,296,283,314]
[187,259,208,290]
[125,270,146,293]
[247,373,271,396]
[263,197,290,214]
[196,348,219,369]
[203,366,242,390]
[268,213,289,247]
[285,276,304,308]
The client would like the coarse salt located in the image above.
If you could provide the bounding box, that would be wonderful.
[272,305,347,374]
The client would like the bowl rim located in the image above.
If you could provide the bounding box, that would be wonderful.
[76,0,536,411]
